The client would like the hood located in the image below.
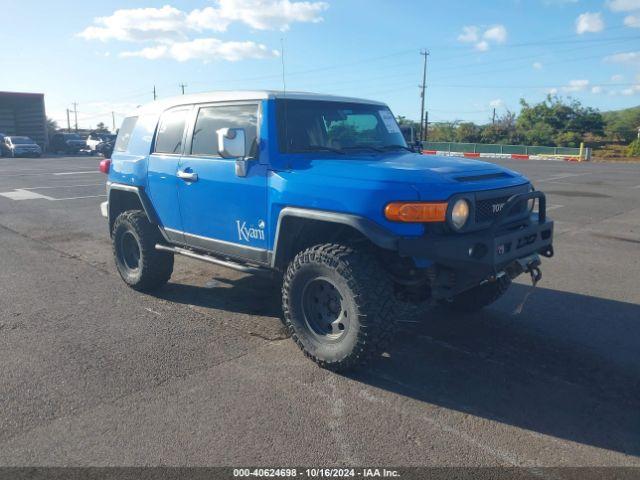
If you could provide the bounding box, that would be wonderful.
[288,152,529,199]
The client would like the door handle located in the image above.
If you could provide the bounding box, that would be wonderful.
[177,170,198,182]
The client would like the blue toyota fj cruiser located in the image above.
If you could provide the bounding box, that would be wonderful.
[101,91,554,371]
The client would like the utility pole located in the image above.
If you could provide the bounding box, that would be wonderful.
[112,111,116,133]
[153,85,157,101]
[179,83,187,95]
[66,109,71,133]
[425,111,429,142]
[492,108,496,125]
[72,102,78,132]
[419,49,429,143]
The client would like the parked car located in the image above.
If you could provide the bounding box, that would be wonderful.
[96,138,115,158]
[1,136,42,157]
[87,132,116,153]
[50,133,86,154]
[100,90,554,371]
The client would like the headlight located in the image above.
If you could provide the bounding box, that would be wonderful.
[450,199,470,230]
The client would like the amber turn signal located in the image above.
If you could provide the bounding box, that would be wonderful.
[385,202,448,223]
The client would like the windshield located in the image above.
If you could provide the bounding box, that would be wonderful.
[276,100,407,154]
[11,137,35,144]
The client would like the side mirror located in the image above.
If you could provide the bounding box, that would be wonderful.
[217,127,251,177]
[217,128,246,159]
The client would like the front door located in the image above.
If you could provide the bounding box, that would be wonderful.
[177,102,269,264]
[146,107,191,241]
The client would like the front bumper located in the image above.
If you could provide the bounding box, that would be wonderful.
[398,191,554,296]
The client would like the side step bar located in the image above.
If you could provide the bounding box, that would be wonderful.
[155,244,270,276]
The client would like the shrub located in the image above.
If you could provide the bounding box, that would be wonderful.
[627,139,640,157]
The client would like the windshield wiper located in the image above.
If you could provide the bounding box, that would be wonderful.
[298,145,345,154]
[340,145,384,153]
[380,144,414,153]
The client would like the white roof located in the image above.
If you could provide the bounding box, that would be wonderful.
[130,90,387,116]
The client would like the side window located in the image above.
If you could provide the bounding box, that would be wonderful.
[190,104,258,158]
[155,109,189,154]
[114,116,138,152]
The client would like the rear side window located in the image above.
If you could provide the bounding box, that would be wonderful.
[155,108,189,154]
[190,104,258,158]
[114,116,138,152]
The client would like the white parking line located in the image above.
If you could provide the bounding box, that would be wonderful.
[538,173,591,182]
[0,189,55,201]
[53,171,100,176]
[546,204,564,211]
[51,195,107,201]
[23,184,104,190]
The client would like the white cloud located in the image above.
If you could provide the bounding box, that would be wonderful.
[79,1,328,63]
[80,1,329,41]
[621,87,637,95]
[533,62,544,70]
[457,26,479,43]
[489,99,504,108]
[475,40,490,52]
[79,5,191,42]
[483,25,508,43]
[458,24,507,51]
[548,87,559,94]
[563,79,590,92]
[591,86,603,93]
[624,14,640,26]
[605,51,640,65]
[576,12,605,34]
[543,0,579,4]
[611,73,625,81]
[121,38,279,62]
[212,0,328,31]
[606,0,640,12]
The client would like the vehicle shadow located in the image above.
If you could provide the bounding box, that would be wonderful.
[158,274,283,318]
[155,276,640,456]
[350,284,640,457]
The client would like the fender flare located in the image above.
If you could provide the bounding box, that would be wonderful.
[107,183,160,226]
[271,207,399,268]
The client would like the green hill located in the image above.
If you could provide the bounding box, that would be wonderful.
[602,106,640,143]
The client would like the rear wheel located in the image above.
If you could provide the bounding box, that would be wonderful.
[441,276,511,313]
[112,210,173,292]
[282,244,397,371]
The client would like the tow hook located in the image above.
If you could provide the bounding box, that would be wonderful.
[513,255,543,315]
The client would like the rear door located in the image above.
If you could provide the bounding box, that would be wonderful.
[176,102,269,264]
[146,106,192,242]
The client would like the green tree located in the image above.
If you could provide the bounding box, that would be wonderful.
[455,122,480,143]
[46,117,59,140]
[428,122,458,142]
[95,122,110,133]
[516,95,604,146]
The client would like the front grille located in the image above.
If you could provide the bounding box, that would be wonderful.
[475,195,526,223]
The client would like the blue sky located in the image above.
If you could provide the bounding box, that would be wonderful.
[2,0,640,130]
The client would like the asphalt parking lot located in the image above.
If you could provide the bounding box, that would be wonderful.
[0,155,639,467]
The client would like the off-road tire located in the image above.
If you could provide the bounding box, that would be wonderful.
[111,210,173,292]
[442,276,511,313]
[282,243,397,371]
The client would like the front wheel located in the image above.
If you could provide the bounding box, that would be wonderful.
[282,244,397,371]
[111,210,174,292]
[441,276,512,313]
